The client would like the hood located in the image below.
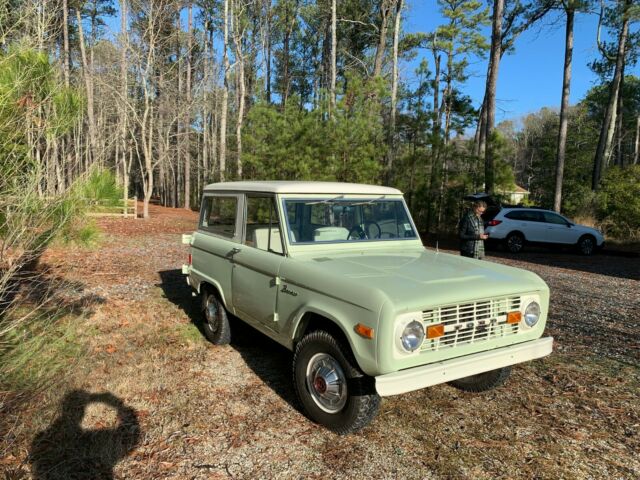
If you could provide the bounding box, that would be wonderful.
[296,247,547,312]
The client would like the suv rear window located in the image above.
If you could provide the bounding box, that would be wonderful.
[505,210,543,222]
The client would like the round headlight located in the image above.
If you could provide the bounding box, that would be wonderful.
[524,301,541,327]
[401,321,425,352]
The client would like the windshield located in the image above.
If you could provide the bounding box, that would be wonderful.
[283,198,417,244]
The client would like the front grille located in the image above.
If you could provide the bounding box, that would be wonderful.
[420,296,521,352]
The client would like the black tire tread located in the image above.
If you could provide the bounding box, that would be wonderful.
[201,288,231,345]
[293,330,380,435]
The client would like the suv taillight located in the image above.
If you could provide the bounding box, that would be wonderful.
[487,220,502,226]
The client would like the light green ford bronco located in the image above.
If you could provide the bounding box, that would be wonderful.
[182,181,553,433]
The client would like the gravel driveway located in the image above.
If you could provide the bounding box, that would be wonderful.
[3,205,638,479]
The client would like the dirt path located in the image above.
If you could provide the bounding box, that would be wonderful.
[3,204,639,479]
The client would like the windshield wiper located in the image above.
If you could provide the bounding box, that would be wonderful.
[350,195,387,206]
[304,195,344,206]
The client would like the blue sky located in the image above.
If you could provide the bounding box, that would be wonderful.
[404,0,639,125]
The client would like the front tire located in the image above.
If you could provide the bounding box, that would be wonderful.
[449,367,511,392]
[577,235,596,256]
[201,289,231,345]
[293,330,380,434]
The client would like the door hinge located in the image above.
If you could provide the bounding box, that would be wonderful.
[273,313,279,323]
[274,276,281,286]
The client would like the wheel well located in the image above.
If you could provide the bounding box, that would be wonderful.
[199,282,221,301]
[294,312,352,352]
[578,233,595,243]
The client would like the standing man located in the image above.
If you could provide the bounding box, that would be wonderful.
[459,200,489,259]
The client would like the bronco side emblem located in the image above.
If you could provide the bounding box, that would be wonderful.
[281,285,298,296]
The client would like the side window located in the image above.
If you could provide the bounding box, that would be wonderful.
[505,211,523,221]
[200,196,238,238]
[543,212,567,225]
[244,196,284,255]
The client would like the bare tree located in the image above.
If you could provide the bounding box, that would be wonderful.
[553,1,575,213]
[386,0,403,184]
[185,3,193,208]
[233,0,246,179]
[76,7,98,166]
[219,0,230,181]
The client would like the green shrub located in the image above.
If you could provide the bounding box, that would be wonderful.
[597,165,640,240]
[79,168,124,207]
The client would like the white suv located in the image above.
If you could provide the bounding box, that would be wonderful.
[484,208,604,255]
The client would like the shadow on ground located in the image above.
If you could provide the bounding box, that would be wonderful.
[29,390,140,480]
[157,269,298,411]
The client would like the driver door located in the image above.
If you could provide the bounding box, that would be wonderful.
[231,195,285,333]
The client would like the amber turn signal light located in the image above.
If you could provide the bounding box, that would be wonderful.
[426,324,445,339]
[507,311,522,324]
[355,323,375,339]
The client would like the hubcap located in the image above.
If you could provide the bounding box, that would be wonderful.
[508,235,522,251]
[306,353,348,413]
[581,238,594,254]
[205,296,219,332]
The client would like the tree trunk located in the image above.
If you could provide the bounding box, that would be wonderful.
[62,0,70,87]
[119,0,130,215]
[219,0,230,181]
[184,3,192,209]
[386,0,403,184]
[634,116,639,165]
[233,0,245,179]
[553,6,574,213]
[613,66,624,167]
[483,0,504,195]
[76,8,98,166]
[373,0,392,77]
[265,0,272,103]
[426,50,441,232]
[592,0,630,190]
[330,0,337,113]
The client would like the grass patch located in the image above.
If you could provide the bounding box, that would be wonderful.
[0,309,85,392]
[55,218,102,248]
[175,322,204,345]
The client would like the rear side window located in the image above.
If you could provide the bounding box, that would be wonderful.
[543,212,567,225]
[200,196,238,238]
[505,210,542,222]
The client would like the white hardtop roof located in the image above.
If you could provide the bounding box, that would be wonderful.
[203,181,402,195]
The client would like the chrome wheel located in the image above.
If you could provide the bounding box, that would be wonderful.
[306,353,348,413]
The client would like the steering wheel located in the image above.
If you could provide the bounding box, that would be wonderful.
[347,221,382,240]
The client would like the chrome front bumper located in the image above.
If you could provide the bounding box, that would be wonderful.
[375,337,553,397]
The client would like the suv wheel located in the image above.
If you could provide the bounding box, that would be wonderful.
[449,367,511,392]
[293,330,380,434]
[201,289,231,344]
[505,232,525,253]
[577,235,596,256]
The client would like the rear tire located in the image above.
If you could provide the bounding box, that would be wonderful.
[293,330,380,434]
[201,288,231,345]
[449,367,511,392]
[505,232,525,253]
[577,235,596,256]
